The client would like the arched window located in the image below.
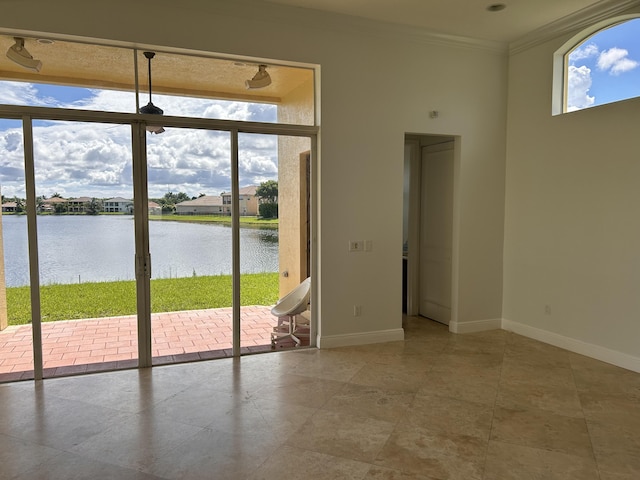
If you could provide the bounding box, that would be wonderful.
[553,16,640,114]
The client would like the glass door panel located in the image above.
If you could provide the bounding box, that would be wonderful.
[239,133,311,352]
[147,128,233,364]
[32,121,137,377]
[0,119,34,381]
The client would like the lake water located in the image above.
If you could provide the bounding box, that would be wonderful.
[1,215,278,287]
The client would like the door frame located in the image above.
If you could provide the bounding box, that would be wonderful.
[404,133,460,330]
[5,103,318,378]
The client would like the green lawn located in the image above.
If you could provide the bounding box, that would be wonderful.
[3,212,279,228]
[6,273,279,325]
[148,214,278,228]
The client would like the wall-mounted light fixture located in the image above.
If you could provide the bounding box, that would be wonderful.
[6,37,42,72]
[245,64,271,89]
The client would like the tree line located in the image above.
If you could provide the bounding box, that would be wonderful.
[2,180,279,218]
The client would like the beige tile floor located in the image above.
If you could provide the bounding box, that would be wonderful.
[0,315,639,479]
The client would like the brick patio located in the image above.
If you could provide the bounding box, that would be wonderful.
[0,305,303,382]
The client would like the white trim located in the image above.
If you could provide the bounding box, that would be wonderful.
[510,0,640,54]
[317,328,405,349]
[449,318,502,334]
[502,319,640,374]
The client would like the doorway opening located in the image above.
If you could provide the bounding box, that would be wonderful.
[403,134,456,327]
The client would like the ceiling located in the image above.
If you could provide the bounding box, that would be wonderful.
[260,0,617,43]
[0,1,632,103]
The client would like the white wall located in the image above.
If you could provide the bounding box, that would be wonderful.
[504,8,640,369]
[0,0,508,346]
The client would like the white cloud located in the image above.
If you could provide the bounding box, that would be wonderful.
[569,43,599,63]
[0,82,51,107]
[610,57,640,75]
[0,83,280,199]
[567,65,595,111]
[597,47,639,75]
[76,89,136,113]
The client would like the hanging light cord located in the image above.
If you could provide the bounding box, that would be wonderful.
[144,51,155,103]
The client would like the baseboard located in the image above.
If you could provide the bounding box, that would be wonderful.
[502,319,640,373]
[449,318,502,334]
[317,328,405,349]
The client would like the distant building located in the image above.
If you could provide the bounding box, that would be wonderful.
[1,202,17,213]
[103,197,133,213]
[175,195,225,215]
[39,197,68,213]
[148,201,162,215]
[66,197,93,213]
[220,186,258,216]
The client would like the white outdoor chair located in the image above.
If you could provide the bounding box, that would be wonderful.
[270,277,311,348]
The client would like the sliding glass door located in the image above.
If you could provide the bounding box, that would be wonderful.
[0,111,315,382]
[0,119,33,380]
[146,128,234,364]
[32,121,137,376]
[238,133,311,352]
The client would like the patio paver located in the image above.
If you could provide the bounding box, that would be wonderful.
[0,305,300,381]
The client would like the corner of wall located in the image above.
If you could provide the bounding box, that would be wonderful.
[317,328,405,349]
[449,318,502,334]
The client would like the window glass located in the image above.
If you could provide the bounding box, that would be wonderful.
[0,35,315,125]
[566,18,640,112]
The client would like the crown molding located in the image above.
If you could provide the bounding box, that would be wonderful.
[372,21,506,54]
[509,0,640,54]
[207,0,506,54]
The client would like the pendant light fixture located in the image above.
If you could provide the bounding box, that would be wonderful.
[139,51,165,134]
[6,37,42,72]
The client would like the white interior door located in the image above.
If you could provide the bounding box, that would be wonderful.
[419,142,453,324]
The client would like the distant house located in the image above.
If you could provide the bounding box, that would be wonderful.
[103,197,133,213]
[148,201,162,215]
[1,202,17,213]
[39,197,68,213]
[175,195,225,215]
[220,186,258,216]
[66,197,93,213]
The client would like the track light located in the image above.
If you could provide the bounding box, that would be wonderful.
[139,51,164,134]
[6,37,42,72]
[245,64,271,89]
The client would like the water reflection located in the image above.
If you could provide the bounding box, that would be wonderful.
[1,215,278,287]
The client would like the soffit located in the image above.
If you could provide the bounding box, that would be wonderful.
[0,35,313,103]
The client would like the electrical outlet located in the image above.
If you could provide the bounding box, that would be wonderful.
[353,305,362,316]
[544,305,551,315]
[349,240,364,252]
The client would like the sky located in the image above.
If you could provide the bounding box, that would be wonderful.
[567,18,640,112]
[0,81,280,200]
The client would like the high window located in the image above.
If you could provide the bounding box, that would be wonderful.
[553,17,640,114]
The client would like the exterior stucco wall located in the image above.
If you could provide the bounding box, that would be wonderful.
[278,78,314,297]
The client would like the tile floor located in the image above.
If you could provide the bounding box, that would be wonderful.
[1,315,639,479]
[0,306,299,381]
